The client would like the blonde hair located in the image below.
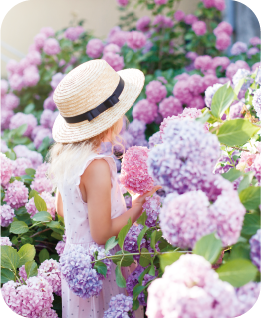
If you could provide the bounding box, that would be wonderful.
[47,116,127,189]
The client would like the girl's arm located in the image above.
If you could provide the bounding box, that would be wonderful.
[55,189,64,218]
[80,159,161,245]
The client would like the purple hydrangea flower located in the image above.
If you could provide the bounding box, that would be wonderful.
[104,294,134,318]
[136,16,151,32]
[249,229,261,271]
[127,31,146,50]
[235,282,261,316]
[43,38,61,55]
[124,224,146,260]
[1,108,14,130]
[247,47,260,58]
[86,39,104,58]
[250,37,261,46]
[50,73,65,90]
[146,80,167,103]
[4,180,28,209]
[204,83,223,108]
[13,145,43,169]
[38,259,62,296]
[59,245,103,298]
[253,88,261,120]
[231,41,248,55]
[126,265,143,296]
[0,237,12,246]
[229,101,244,119]
[43,94,56,110]
[124,194,132,209]
[55,241,66,256]
[142,193,161,227]
[88,243,112,280]
[232,69,252,90]
[133,99,158,124]
[148,131,162,149]
[33,128,53,149]
[102,52,124,71]
[159,96,183,118]
[148,120,220,195]
[9,112,37,138]
[34,32,47,49]
[128,119,146,139]
[64,26,84,41]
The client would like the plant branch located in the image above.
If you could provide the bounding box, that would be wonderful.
[30,228,51,238]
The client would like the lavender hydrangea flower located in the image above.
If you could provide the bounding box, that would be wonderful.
[204,83,223,108]
[102,52,124,71]
[148,120,220,195]
[0,237,12,246]
[136,16,150,32]
[128,119,146,139]
[126,265,143,296]
[50,73,65,90]
[86,39,104,58]
[55,241,66,256]
[232,69,252,90]
[214,150,240,174]
[124,194,132,209]
[43,38,61,55]
[247,47,260,59]
[148,131,162,149]
[124,224,146,260]
[235,282,261,316]
[249,229,261,271]
[133,99,158,124]
[146,80,167,104]
[159,96,183,119]
[1,204,15,227]
[253,88,261,120]
[34,128,53,149]
[38,259,62,296]
[2,93,19,110]
[9,112,38,138]
[142,193,161,227]
[12,157,33,177]
[229,101,244,119]
[231,41,248,55]
[13,145,43,169]
[59,245,103,298]
[146,254,237,318]
[88,243,112,280]
[4,180,28,209]
[103,294,134,318]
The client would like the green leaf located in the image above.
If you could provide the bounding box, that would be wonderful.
[159,252,181,272]
[1,268,15,284]
[234,78,245,96]
[18,244,36,267]
[222,168,243,182]
[25,168,36,177]
[32,211,52,223]
[25,260,38,278]
[217,119,260,147]
[47,221,64,234]
[139,248,151,267]
[211,82,235,118]
[239,186,261,210]
[148,263,155,276]
[39,248,50,263]
[10,221,29,234]
[34,194,47,212]
[29,189,39,199]
[132,299,140,311]
[237,172,254,193]
[133,285,146,300]
[115,262,126,288]
[13,124,28,137]
[136,211,147,226]
[150,230,157,252]
[5,149,16,160]
[117,217,132,249]
[193,233,223,264]
[229,242,250,261]
[241,213,261,237]
[112,251,134,267]
[217,259,258,287]
[24,103,35,114]
[94,261,107,278]
[137,225,148,252]
[1,245,20,271]
[195,110,211,124]
[105,236,119,253]
[51,231,63,241]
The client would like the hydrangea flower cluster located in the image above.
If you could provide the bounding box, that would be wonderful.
[126,31,146,50]
[153,14,174,29]
[31,162,53,193]
[108,29,127,47]
[253,88,261,120]
[64,26,84,41]
[146,254,237,318]
[59,245,103,298]
[12,157,34,177]
[88,243,112,280]
[124,224,146,259]
[120,146,154,195]
[18,265,28,282]
[229,101,244,119]
[103,43,121,55]
[25,191,56,219]
[159,96,183,118]
[231,41,248,55]
[146,80,167,104]
[1,204,15,227]
[13,145,43,169]
[4,180,28,209]
[128,119,147,146]
[102,52,124,71]
[2,276,58,318]
[213,21,232,50]
[174,10,185,21]
[192,21,207,36]
[136,16,151,32]
[226,60,250,80]
[133,99,158,124]
[9,112,38,138]
[232,69,252,90]
[55,234,66,256]
[142,193,161,227]
[0,236,12,246]
[1,153,13,187]
[38,259,62,296]
[148,131,162,149]
[43,38,61,55]
[50,73,65,90]
[249,229,261,272]
[86,39,104,58]
[103,294,134,318]
[204,83,223,108]
[235,282,261,316]
[149,120,220,195]
[184,14,198,25]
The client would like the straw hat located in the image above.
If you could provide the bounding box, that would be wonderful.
[52,59,145,143]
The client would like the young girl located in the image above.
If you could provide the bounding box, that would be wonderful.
[48,60,161,318]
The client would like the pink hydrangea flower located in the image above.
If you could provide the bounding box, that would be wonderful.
[9,112,37,138]
[152,15,174,28]
[250,36,261,46]
[13,145,43,169]
[34,33,47,49]
[146,80,167,103]
[230,101,244,119]
[64,26,84,41]
[1,204,15,227]
[38,259,61,296]
[142,193,161,227]
[34,128,53,149]
[27,51,42,65]
[186,51,198,61]
[1,79,8,95]
[0,237,12,246]
[252,62,261,72]
[4,180,28,209]
[1,140,9,153]
[235,60,250,71]
[43,94,56,110]
[120,146,154,195]
[40,27,55,37]
[194,55,213,72]
[204,83,223,107]
[6,59,23,76]
[136,16,151,32]
[175,73,190,81]
[231,41,248,55]
[235,282,261,316]
[159,96,183,118]
[133,99,158,124]
[184,14,198,25]
[19,57,31,72]
[40,109,54,128]
[103,43,121,55]
[247,47,259,58]
[214,0,226,11]
[127,31,146,50]
[214,21,233,36]
[226,61,250,80]
[3,93,20,110]
[173,80,193,105]
[1,153,14,187]
[9,74,24,91]
[203,74,219,90]
[102,52,124,71]
[192,21,207,36]
[55,240,66,256]
[12,157,33,177]
[86,39,104,58]
[31,163,53,193]
[109,30,127,47]
[174,10,185,21]
[50,72,65,90]
[23,65,40,87]
[154,0,167,4]
[236,152,257,173]
[1,109,14,130]
[2,276,57,318]
[212,56,230,70]
[43,38,61,55]
[18,265,27,282]
[26,191,55,219]
[188,74,205,95]
[117,0,129,6]
[146,254,237,318]
[187,95,205,109]
[216,33,231,50]
[202,0,215,8]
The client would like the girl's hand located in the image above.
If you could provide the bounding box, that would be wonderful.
[130,185,162,207]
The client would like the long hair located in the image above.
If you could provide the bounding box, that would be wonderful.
[47,116,126,189]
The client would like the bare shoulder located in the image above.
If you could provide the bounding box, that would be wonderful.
[81,158,111,184]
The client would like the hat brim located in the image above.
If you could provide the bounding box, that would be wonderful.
[52,68,145,143]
